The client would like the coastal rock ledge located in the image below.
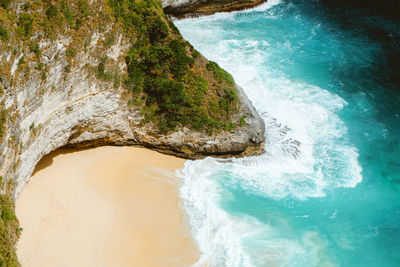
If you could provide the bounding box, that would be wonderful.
[162,0,267,17]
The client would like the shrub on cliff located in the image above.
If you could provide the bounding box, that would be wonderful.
[16,14,33,38]
[0,0,11,9]
[206,61,235,85]
[109,0,240,133]
[0,188,20,267]
[0,27,8,41]
[0,108,6,141]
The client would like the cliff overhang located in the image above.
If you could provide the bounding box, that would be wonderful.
[0,0,265,198]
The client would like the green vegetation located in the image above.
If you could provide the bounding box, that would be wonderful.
[96,57,113,81]
[0,27,8,41]
[240,115,246,126]
[16,14,33,38]
[37,0,91,38]
[29,43,41,57]
[206,61,235,85]
[17,56,24,67]
[0,0,11,9]
[0,108,5,141]
[64,63,71,73]
[0,1,245,263]
[45,4,58,19]
[0,0,242,134]
[36,62,43,71]
[65,47,76,57]
[40,71,46,80]
[0,3,19,258]
[104,32,115,48]
[74,0,89,30]
[61,0,74,27]
[108,0,240,133]
[0,181,20,267]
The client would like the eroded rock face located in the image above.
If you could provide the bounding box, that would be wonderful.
[0,29,264,198]
[162,0,267,17]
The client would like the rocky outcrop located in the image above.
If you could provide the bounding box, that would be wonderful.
[162,0,267,17]
[1,32,264,199]
[0,1,265,263]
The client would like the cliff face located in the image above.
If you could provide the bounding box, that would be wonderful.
[1,34,264,199]
[0,0,265,264]
[0,0,265,198]
[162,0,267,17]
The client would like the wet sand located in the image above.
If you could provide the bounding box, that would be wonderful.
[16,146,199,267]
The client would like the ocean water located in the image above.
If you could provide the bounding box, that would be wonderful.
[174,0,400,266]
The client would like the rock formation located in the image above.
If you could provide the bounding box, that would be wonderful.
[0,0,265,197]
[0,0,265,264]
[162,0,267,17]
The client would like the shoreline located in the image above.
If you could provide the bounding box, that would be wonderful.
[16,146,199,266]
[164,0,268,19]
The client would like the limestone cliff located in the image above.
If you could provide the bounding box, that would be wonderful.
[0,0,265,196]
[0,0,265,264]
[162,0,267,17]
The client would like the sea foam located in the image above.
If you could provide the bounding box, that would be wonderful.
[176,2,363,266]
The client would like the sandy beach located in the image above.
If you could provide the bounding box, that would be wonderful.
[16,146,199,267]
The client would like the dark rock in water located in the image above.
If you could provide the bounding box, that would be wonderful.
[163,0,268,17]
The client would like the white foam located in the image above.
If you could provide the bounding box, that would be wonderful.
[176,18,362,200]
[179,160,336,267]
[242,0,282,12]
[175,5,363,266]
[179,159,253,267]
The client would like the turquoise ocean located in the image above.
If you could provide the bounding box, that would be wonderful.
[174,0,400,266]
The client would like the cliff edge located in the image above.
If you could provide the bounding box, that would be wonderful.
[0,0,265,264]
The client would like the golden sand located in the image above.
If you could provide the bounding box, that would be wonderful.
[16,146,199,267]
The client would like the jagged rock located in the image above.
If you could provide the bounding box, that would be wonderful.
[162,0,267,17]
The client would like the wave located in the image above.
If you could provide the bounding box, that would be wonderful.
[179,159,336,266]
[176,2,363,266]
[175,20,363,199]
